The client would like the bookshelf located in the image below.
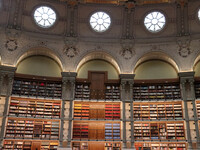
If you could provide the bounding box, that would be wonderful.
[105,142,121,150]
[75,79,120,100]
[133,102,183,120]
[12,74,62,99]
[134,121,185,140]
[196,101,200,119]
[8,97,61,119]
[74,102,121,120]
[3,140,58,150]
[75,83,90,100]
[195,81,200,99]
[5,118,60,140]
[72,142,121,150]
[135,142,186,150]
[73,121,121,140]
[133,81,181,100]
[105,84,120,100]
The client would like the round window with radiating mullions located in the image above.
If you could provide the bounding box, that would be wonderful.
[144,11,166,33]
[33,6,56,28]
[90,11,111,32]
[198,9,200,21]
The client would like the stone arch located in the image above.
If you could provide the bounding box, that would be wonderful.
[75,51,121,74]
[14,46,64,71]
[134,51,179,73]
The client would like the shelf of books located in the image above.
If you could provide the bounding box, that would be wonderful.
[195,80,200,99]
[75,82,90,100]
[9,97,61,119]
[5,118,60,140]
[75,80,120,100]
[73,121,121,140]
[12,74,62,99]
[133,101,183,120]
[3,140,58,150]
[134,121,185,140]
[105,84,120,100]
[196,101,200,119]
[133,81,181,100]
[135,142,187,150]
[72,142,121,150]
[74,102,121,120]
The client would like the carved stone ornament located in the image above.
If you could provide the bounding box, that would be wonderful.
[177,37,192,58]
[120,39,135,59]
[120,48,134,60]
[64,46,78,58]
[5,39,18,51]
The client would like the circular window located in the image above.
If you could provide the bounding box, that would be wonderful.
[33,6,56,28]
[144,11,166,33]
[198,9,200,20]
[90,11,111,32]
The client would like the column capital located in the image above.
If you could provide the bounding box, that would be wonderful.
[178,71,195,83]
[120,74,135,84]
[0,65,16,76]
[61,72,77,83]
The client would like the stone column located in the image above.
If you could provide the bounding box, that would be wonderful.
[59,72,76,150]
[0,65,16,148]
[120,74,135,150]
[188,75,200,149]
[179,72,194,150]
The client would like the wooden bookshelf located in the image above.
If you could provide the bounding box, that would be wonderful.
[75,83,90,100]
[135,142,187,150]
[3,140,58,150]
[134,121,185,140]
[133,101,183,120]
[8,97,61,119]
[74,102,121,120]
[195,80,200,99]
[75,78,120,100]
[12,74,62,99]
[196,101,200,119]
[5,118,60,140]
[133,81,181,100]
[105,84,120,100]
[72,142,121,150]
[73,121,121,140]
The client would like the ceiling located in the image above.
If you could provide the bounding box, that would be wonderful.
[58,0,184,5]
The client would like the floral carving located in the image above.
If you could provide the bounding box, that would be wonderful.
[120,39,135,59]
[120,48,134,60]
[177,37,192,58]
[5,39,18,51]
[64,46,78,58]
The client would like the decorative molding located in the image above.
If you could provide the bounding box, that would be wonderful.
[5,39,18,51]
[64,37,79,58]
[177,36,192,57]
[64,46,78,58]
[120,39,135,60]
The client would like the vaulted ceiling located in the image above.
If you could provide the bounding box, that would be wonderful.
[57,0,186,5]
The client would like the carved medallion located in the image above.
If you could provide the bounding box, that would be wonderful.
[177,38,192,58]
[120,48,134,60]
[64,46,78,58]
[5,39,18,51]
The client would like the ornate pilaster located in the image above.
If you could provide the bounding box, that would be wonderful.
[122,2,135,39]
[66,2,78,37]
[120,74,135,150]
[61,72,77,149]
[179,72,194,150]
[176,0,189,36]
[0,65,16,148]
